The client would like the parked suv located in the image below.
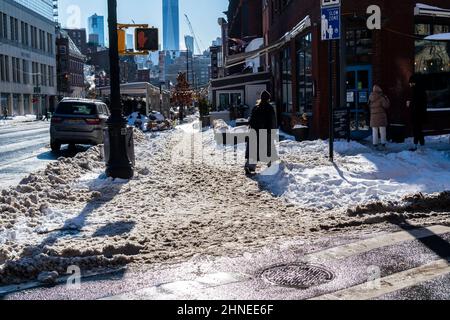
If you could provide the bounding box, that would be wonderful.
[50,98,110,152]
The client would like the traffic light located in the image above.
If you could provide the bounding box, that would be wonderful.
[118,29,126,53]
[135,28,158,52]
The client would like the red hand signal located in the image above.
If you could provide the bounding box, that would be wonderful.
[137,31,148,49]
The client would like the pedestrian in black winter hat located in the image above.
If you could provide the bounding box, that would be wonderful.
[245,90,278,174]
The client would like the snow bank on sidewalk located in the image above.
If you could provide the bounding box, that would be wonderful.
[256,136,450,210]
[0,115,37,126]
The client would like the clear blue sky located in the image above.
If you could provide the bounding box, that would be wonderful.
[58,0,228,51]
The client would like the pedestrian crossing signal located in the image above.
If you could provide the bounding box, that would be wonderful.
[135,28,158,52]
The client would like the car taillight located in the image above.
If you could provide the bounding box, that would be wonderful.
[85,118,101,125]
[51,117,63,123]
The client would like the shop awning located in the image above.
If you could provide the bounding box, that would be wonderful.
[225,16,311,68]
[415,3,450,18]
[425,33,450,41]
[97,82,168,96]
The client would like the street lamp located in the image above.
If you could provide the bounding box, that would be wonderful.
[105,0,134,179]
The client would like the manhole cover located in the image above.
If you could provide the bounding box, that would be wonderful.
[261,263,334,289]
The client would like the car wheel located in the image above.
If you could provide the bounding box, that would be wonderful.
[51,141,61,152]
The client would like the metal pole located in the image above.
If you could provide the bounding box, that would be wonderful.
[105,0,134,179]
[186,49,190,85]
[159,82,163,113]
[329,40,334,162]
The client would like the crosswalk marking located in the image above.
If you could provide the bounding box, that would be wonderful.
[304,225,450,262]
[311,259,450,300]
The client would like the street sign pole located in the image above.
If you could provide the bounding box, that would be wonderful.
[105,0,134,179]
[321,0,341,163]
[328,41,334,162]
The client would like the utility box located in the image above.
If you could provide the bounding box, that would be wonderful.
[103,126,135,168]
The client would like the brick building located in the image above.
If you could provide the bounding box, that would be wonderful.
[210,0,271,113]
[261,0,450,139]
[64,28,88,55]
[56,29,86,98]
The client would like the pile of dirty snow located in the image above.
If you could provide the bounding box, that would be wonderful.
[256,136,450,211]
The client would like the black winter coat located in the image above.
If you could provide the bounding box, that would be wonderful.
[246,102,278,162]
[411,85,428,123]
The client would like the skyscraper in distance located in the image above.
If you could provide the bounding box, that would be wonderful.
[88,14,105,47]
[13,0,54,21]
[185,35,194,54]
[163,0,180,51]
[126,34,134,50]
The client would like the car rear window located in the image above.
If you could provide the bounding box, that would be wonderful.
[56,103,97,116]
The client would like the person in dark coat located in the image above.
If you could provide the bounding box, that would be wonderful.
[245,90,278,174]
[407,75,428,151]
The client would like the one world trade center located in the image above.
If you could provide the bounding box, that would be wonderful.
[162,0,180,51]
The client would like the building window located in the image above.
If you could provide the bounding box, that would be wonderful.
[415,40,450,74]
[23,59,29,84]
[414,22,450,110]
[48,66,54,87]
[21,22,29,46]
[32,62,38,85]
[47,33,53,53]
[10,17,19,42]
[415,24,431,36]
[281,47,292,113]
[59,45,67,55]
[296,33,313,114]
[216,91,243,111]
[41,64,47,86]
[12,57,21,83]
[39,30,46,51]
[0,55,10,82]
[345,28,373,65]
[31,26,38,49]
[0,13,7,39]
[433,24,449,34]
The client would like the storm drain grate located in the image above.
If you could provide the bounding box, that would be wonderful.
[261,263,334,289]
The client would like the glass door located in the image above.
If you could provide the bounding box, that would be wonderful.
[346,65,372,140]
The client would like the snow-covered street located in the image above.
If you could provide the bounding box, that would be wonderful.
[0,120,449,289]
[0,121,91,189]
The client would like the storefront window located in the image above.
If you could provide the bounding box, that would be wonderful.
[414,22,450,109]
[217,92,242,111]
[281,47,292,113]
[345,28,372,64]
[219,93,230,110]
[433,24,449,34]
[24,94,30,114]
[296,33,313,114]
[415,40,450,74]
[415,24,431,36]
[13,94,20,116]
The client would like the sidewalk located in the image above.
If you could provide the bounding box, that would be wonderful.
[0,121,449,289]
[0,115,40,127]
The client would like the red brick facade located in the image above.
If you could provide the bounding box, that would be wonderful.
[263,0,450,138]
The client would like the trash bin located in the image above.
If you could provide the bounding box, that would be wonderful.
[103,125,135,168]
[292,126,309,142]
[200,115,211,128]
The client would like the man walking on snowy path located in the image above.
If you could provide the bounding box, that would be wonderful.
[245,90,278,175]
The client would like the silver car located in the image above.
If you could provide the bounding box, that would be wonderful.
[50,98,110,152]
